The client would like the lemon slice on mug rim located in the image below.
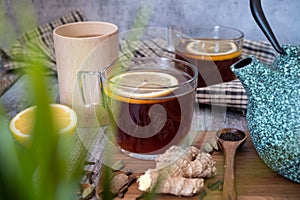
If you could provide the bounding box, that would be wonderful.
[186,40,238,56]
[106,71,179,102]
[9,104,77,146]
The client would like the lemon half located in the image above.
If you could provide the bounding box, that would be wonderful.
[9,104,77,146]
[108,71,179,100]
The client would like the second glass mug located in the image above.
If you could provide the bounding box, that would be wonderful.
[78,57,198,160]
[172,25,244,87]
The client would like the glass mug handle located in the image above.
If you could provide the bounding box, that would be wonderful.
[77,71,102,106]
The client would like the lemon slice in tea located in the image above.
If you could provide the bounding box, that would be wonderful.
[9,104,77,146]
[109,71,179,99]
[186,40,238,56]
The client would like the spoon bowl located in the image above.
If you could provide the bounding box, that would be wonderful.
[216,128,247,200]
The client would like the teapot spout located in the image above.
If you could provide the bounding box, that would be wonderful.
[232,57,253,70]
[230,56,269,94]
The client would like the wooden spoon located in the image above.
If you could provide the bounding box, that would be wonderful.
[216,128,247,200]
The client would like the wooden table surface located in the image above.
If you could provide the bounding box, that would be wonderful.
[1,75,299,199]
[106,131,300,200]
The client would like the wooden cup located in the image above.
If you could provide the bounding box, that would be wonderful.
[53,21,118,127]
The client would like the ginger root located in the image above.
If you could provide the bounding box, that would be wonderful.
[137,146,217,196]
[138,169,204,196]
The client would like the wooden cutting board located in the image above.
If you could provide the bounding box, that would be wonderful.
[98,131,300,200]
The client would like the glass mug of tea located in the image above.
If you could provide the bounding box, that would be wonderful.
[173,25,244,87]
[78,57,198,159]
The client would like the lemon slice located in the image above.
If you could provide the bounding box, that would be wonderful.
[186,40,238,56]
[109,71,179,99]
[9,104,77,146]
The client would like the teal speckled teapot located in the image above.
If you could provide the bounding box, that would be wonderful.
[230,0,300,183]
[231,45,300,183]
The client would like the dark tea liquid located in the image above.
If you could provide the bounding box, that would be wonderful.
[175,40,241,87]
[104,72,195,154]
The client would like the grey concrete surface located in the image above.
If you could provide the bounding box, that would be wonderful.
[34,0,300,45]
[1,0,300,47]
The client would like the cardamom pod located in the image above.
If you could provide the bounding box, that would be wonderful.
[209,138,219,151]
[82,184,95,199]
[111,160,124,171]
[203,142,213,153]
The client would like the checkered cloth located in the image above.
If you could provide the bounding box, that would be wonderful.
[0,9,276,110]
[196,40,275,109]
[120,38,276,109]
[0,10,86,95]
[1,9,86,73]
